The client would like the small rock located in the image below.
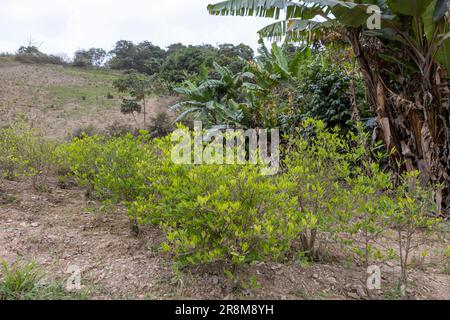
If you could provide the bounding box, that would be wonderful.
[271,264,283,270]
[327,276,337,284]
[312,273,319,279]
[212,276,219,285]
[31,222,39,227]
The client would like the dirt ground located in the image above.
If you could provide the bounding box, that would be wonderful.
[0,176,448,300]
[0,61,449,300]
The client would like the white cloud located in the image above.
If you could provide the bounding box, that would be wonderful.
[0,0,271,55]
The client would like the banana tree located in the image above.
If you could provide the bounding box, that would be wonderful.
[170,62,256,125]
[208,0,450,214]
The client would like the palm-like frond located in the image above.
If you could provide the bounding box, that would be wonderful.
[208,0,449,71]
[208,0,290,19]
[209,0,397,42]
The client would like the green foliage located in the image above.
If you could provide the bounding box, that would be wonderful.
[73,48,107,67]
[283,119,358,257]
[171,41,368,133]
[109,40,166,75]
[170,62,256,126]
[108,40,254,83]
[53,118,442,282]
[216,43,254,74]
[56,134,107,191]
[0,260,40,299]
[147,112,175,138]
[296,60,355,132]
[0,116,56,187]
[113,71,151,101]
[382,171,441,289]
[208,0,449,71]
[113,71,152,126]
[444,245,450,274]
[345,127,393,267]
[56,133,152,202]
[159,45,217,83]
[130,153,298,266]
[14,45,67,65]
[91,133,153,204]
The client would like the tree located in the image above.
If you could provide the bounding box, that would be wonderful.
[73,48,106,67]
[208,0,450,214]
[216,43,254,73]
[108,40,166,75]
[113,72,152,128]
[170,62,253,126]
[159,45,217,83]
[17,45,42,56]
[108,40,136,70]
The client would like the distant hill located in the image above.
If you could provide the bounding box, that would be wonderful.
[0,58,174,140]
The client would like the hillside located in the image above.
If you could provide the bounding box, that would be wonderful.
[0,58,174,139]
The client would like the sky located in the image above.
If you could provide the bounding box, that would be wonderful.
[0,0,272,57]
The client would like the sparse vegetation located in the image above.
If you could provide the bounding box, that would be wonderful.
[0,116,56,188]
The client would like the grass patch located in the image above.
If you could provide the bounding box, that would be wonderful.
[0,260,90,300]
[49,85,119,118]
[46,66,122,117]
[53,65,122,83]
[0,56,15,65]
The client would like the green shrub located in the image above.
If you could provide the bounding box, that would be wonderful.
[14,46,67,65]
[56,134,106,194]
[382,171,441,292]
[130,159,299,266]
[147,111,174,138]
[104,121,134,138]
[345,126,393,269]
[70,125,99,140]
[92,132,153,203]
[297,58,370,132]
[0,124,24,180]
[283,119,357,258]
[56,132,152,201]
[55,118,442,284]
[0,117,56,187]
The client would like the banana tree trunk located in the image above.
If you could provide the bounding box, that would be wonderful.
[347,29,450,215]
